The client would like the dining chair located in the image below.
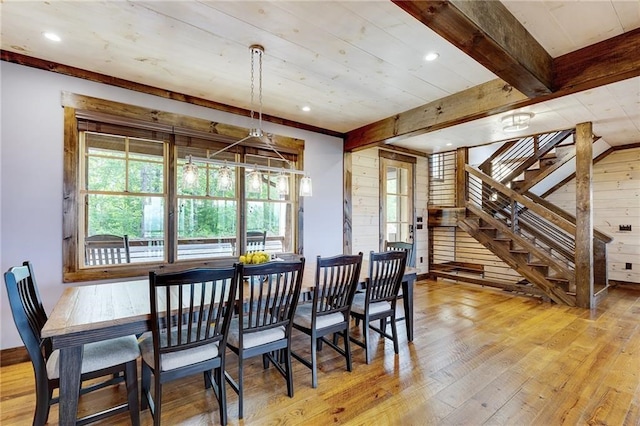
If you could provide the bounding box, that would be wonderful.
[85,234,131,265]
[384,240,415,268]
[246,230,267,253]
[383,240,415,322]
[225,258,305,419]
[291,253,363,388]
[139,266,241,426]
[349,250,407,364]
[3,261,140,426]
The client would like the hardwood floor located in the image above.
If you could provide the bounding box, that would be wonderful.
[1,279,639,425]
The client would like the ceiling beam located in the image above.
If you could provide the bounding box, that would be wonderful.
[393,0,554,98]
[345,27,640,152]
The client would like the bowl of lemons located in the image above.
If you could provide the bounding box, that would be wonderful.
[238,251,270,265]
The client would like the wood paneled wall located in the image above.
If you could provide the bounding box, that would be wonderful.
[347,147,429,273]
[546,147,640,283]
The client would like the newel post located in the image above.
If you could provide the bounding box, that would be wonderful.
[575,122,594,308]
[456,147,469,208]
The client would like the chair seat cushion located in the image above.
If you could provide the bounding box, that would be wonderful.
[293,304,345,330]
[227,318,285,349]
[47,335,140,380]
[138,331,220,372]
[350,293,392,315]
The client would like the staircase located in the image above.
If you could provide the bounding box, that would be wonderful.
[462,165,578,305]
[428,129,612,306]
[479,129,574,191]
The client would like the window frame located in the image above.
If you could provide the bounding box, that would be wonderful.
[62,93,305,282]
[430,152,445,182]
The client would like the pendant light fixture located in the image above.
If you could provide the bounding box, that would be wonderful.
[300,176,312,197]
[184,44,312,196]
[217,164,233,191]
[277,171,290,196]
[182,155,198,187]
[248,168,262,193]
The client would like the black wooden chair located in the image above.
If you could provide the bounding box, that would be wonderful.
[246,230,267,253]
[85,234,131,265]
[383,240,414,322]
[3,261,140,426]
[291,253,363,388]
[349,250,407,364]
[140,266,241,426]
[384,240,415,268]
[225,258,305,419]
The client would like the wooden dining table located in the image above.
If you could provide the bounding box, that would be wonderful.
[41,259,416,424]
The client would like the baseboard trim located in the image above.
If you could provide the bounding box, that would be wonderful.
[0,346,29,367]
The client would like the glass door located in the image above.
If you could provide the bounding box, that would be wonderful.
[380,156,414,247]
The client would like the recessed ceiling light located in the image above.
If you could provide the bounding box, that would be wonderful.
[43,32,61,42]
[425,52,439,61]
[446,143,452,146]
[301,105,311,112]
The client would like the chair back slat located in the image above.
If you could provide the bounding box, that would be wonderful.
[367,250,407,303]
[149,267,239,360]
[4,262,50,379]
[246,230,267,253]
[384,240,415,267]
[314,253,363,316]
[85,234,131,265]
[240,259,305,335]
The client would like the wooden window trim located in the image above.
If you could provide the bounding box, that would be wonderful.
[63,93,304,282]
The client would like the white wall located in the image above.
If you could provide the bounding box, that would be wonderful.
[545,147,640,284]
[0,61,344,349]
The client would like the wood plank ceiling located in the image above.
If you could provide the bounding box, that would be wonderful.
[1,1,638,153]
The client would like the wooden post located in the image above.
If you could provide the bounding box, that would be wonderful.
[456,147,468,208]
[575,122,594,308]
[343,152,353,254]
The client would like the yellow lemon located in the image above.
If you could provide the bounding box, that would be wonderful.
[239,255,246,263]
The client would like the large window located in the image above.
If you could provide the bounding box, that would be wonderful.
[63,94,304,282]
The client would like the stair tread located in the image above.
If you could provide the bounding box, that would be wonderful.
[546,276,569,282]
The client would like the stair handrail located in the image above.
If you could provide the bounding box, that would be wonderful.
[465,165,577,236]
[524,191,613,243]
[479,129,573,184]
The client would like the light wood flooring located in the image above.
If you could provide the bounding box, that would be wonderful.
[1,279,639,425]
